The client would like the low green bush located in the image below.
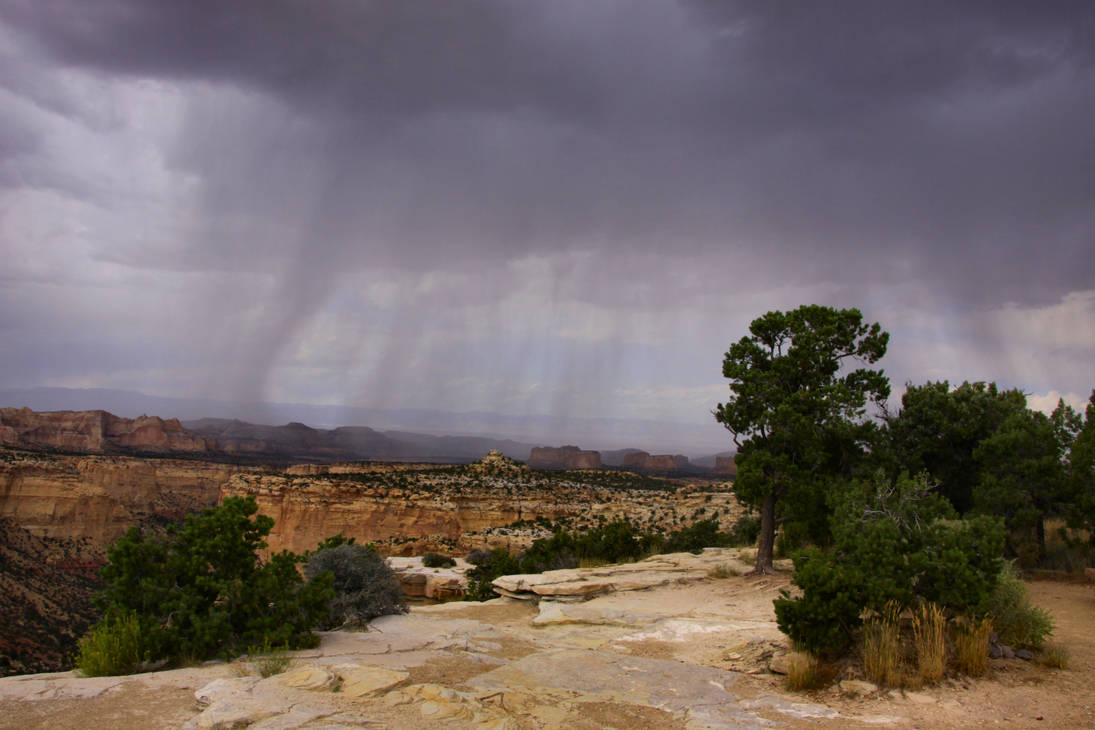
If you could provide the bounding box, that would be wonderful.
[88,497,334,669]
[422,552,456,568]
[305,543,406,627]
[465,548,521,601]
[982,562,1054,648]
[75,612,147,677]
[775,473,1006,654]
[663,519,730,554]
[728,514,761,547]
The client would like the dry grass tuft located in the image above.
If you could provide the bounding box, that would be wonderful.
[1038,643,1070,669]
[785,651,824,691]
[707,563,740,579]
[912,602,947,684]
[234,644,293,678]
[953,616,993,677]
[861,601,903,687]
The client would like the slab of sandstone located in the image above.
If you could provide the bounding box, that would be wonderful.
[492,547,757,600]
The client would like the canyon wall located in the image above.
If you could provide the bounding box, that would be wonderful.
[0,407,213,455]
[713,456,738,476]
[0,450,240,550]
[220,464,741,556]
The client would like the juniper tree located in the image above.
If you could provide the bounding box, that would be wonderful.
[715,305,889,574]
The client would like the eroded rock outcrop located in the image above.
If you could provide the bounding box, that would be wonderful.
[713,455,738,476]
[0,450,239,548]
[621,450,691,473]
[527,445,602,470]
[221,465,742,557]
[0,408,213,454]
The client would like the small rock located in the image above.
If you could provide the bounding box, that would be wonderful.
[768,655,789,675]
[278,666,335,691]
[839,680,878,697]
[337,666,408,698]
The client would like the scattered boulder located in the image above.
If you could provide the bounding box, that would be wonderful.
[336,665,408,698]
[839,680,878,697]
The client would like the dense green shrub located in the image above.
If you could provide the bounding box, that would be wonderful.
[983,562,1054,648]
[88,497,333,670]
[422,552,456,568]
[75,612,147,677]
[304,543,406,627]
[465,548,522,601]
[728,513,761,547]
[663,519,731,553]
[774,473,1005,654]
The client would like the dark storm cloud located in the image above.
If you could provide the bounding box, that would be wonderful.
[3,0,1091,306]
[1,0,1093,421]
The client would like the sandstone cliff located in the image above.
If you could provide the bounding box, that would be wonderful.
[0,407,213,455]
[621,450,692,473]
[0,450,239,550]
[713,455,738,476]
[220,462,741,556]
[527,445,602,470]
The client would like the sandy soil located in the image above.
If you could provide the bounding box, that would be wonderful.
[706,576,1095,729]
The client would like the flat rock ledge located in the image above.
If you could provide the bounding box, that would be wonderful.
[493,547,783,601]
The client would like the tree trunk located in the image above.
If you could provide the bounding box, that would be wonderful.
[1036,517,1046,564]
[751,490,777,575]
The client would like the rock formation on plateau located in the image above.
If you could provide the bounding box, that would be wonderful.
[713,455,738,476]
[527,445,602,470]
[0,407,213,454]
[621,450,692,473]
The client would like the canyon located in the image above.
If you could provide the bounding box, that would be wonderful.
[0,429,740,676]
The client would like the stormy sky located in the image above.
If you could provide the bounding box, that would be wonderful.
[1,1,1092,451]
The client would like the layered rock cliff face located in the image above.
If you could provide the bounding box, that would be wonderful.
[0,450,239,550]
[621,451,692,473]
[220,463,741,556]
[0,519,101,676]
[527,445,602,470]
[713,455,738,476]
[0,408,213,455]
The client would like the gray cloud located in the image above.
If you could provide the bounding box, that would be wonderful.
[0,1,1092,435]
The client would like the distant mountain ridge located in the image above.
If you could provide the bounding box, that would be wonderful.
[0,398,736,472]
[0,386,731,456]
[0,408,539,464]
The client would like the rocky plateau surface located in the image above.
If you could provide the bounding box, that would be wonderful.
[5,553,1091,729]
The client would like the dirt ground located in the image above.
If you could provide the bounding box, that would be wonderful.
[722,577,1095,729]
[2,575,1092,729]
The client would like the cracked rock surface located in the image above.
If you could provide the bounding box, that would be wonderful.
[3,548,1094,728]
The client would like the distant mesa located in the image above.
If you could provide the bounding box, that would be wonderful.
[621,450,693,474]
[528,445,602,470]
[0,408,537,464]
[713,455,738,476]
[0,406,213,454]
